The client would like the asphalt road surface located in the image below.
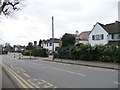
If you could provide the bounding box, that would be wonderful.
[1,53,119,89]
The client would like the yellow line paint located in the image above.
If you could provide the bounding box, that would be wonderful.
[3,65,28,88]
[4,64,34,88]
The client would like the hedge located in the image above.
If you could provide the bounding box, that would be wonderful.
[54,45,120,63]
[22,48,48,57]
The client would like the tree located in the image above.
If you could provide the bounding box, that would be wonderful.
[4,43,13,52]
[34,41,37,47]
[0,0,25,16]
[61,33,75,47]
[39,39,42,47]
[26,42,33,50]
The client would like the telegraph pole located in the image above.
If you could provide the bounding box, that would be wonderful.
[52,16,54,61]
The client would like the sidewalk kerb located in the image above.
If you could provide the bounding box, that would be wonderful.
[40,58,119,70]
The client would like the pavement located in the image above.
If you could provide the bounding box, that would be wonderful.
[31,55,119,70]
[17,54,119,70]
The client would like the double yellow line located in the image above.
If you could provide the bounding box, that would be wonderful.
[3,64,34,89]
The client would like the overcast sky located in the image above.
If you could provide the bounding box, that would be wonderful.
[0,0,119,46]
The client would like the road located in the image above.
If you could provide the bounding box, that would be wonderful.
[1,53,119,89]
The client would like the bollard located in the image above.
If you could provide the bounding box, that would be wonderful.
[14,54,15,58]
[19,54,21,59]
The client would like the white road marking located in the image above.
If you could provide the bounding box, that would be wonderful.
[51,67,86,77]
[23,73,31,78]
[111,70,116,72]
[43,83,53,88]
[114,82,120,84]
[27,79,36,86]
[41,80,46,82]
[35,86,40,88]
[34,79,38,80]
[88,67,92,69]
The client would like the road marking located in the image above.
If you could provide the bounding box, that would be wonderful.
[88,67,92,69]
[4,64,34,88]
[51,67,86,77]
[35,86,40,88]
[58,63,62,64]
[3,64,28,88]
[43,83,53,88]
[34,79,38,80]
[27,79,36,86]
[114,82,120,84]
[23,73,31,78]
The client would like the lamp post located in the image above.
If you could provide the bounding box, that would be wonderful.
[52,16,54,61]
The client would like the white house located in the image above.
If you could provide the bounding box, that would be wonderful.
[89,21,120,46]
[41,38,60,52]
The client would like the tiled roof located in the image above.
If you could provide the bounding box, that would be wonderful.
[98,21,120,34]
[79,31,91,40]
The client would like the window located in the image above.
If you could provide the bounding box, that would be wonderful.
[92,35,95,40]
[111,34,120,40]
[101,34,104,39]
[96,35,99,40]
[92,34,104,40]
[111,34,114,39]
[49,43,52,46]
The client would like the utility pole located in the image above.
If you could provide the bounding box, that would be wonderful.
[52,16,54,61]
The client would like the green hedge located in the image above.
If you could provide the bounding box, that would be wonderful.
[22,50,30,56]
[54,45,120,63]
[22,48,48,57]
[32,48,48,57]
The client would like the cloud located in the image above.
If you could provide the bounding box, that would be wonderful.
[0,0,119,46]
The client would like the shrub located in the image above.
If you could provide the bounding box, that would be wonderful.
[22,50,31,56]
[22,48,48,57]
[32,48,48,57]
[54,44,120,63]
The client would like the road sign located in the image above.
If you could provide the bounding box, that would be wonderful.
[59,40,62,47]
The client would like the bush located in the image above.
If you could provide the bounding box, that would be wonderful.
[54,45,120,63]
[22,50,31,56]
[32,48,48,57]
[22,48,48,57]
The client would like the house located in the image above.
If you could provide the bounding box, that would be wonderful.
[14,45,25,52]
[89,21,120,46]
[75,31,91,45]
[41,38,60,52]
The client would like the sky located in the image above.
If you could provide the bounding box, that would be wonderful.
[0,0,119,46]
